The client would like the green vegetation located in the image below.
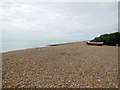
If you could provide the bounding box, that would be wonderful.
[91,32,120,46]
[59,52,66,55]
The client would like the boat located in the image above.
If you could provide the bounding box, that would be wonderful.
[86,41,103,46]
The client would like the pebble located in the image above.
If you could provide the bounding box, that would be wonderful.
[2,42,118,88]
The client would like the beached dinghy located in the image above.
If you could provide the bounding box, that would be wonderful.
[86,41,103,46]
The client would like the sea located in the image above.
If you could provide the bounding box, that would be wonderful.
[0,40,79,52]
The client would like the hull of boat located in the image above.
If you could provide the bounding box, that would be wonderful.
[86,41,103,46]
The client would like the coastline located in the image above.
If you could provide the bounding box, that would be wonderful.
[2,41,82,53]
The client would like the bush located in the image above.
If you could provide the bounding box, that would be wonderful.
[91,32,120,46]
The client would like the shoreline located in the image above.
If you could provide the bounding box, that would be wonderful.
[2,41,118,53]
[1,45,47,53]
[2,41,83,53]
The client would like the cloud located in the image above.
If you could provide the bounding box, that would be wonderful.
[0,2,118,42]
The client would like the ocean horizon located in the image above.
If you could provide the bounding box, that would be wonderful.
[1,40,82,52]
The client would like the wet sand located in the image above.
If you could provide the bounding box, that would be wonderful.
[2,42,118,88]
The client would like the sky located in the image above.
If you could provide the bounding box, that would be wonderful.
[0,2,118,42]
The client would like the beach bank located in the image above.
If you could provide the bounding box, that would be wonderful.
[2,42,118,88]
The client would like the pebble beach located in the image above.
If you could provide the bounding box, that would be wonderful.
[2,42,118,88]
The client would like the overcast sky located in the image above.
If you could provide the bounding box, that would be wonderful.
[0,2,118,42]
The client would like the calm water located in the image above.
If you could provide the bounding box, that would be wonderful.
[1,40,76,52]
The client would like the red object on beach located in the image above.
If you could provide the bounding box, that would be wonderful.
[86,41,103,46]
